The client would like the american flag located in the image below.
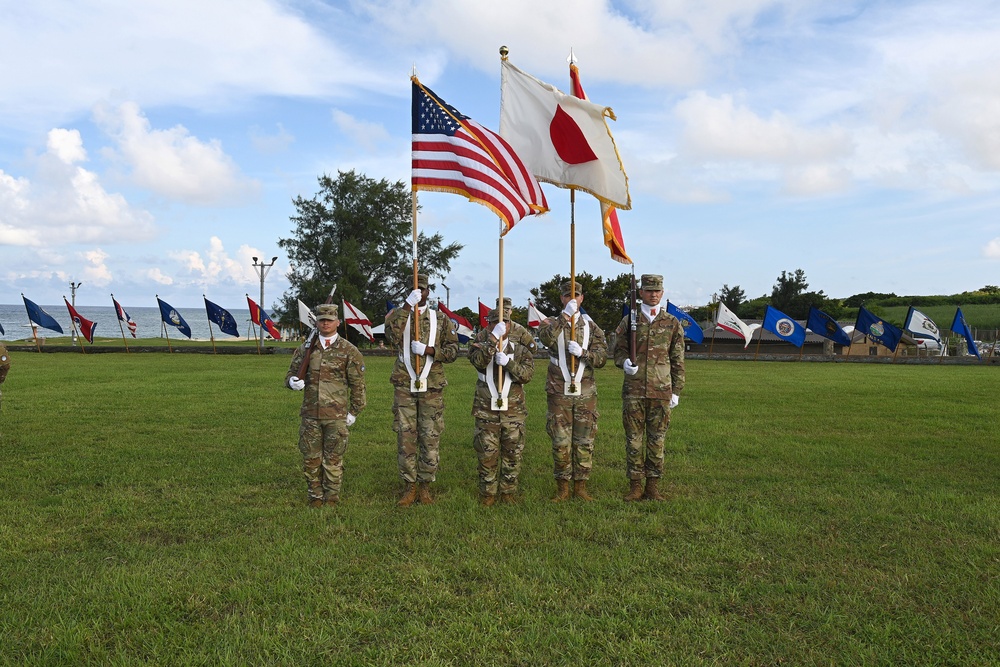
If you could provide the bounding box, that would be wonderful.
[112,295,137,337]
[412,77,547,234]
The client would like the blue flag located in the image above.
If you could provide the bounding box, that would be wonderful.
[762,305,807,347]
[22,295,64,334]
[0,320,4,335]
[157,297,192,338]
[667,302,704,344]
[950,307,980,359]
[806,306,851,347]
[204,297,239,337]
[386,300,397,313]
[855,306,903,352]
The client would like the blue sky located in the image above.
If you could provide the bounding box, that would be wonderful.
[2,0,1000,314]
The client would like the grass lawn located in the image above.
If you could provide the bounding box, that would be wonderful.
[1,353,998,665]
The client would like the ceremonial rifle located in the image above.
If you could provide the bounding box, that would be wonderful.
[629,270,638,364]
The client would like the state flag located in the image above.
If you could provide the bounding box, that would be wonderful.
[204,297,239,337]
[247,296,281,340]
[762,305,806,347]
[22,295,64,334]
[64,298,97,343]
[855,306,903,352]
[667,302,704,344]
[806,306,851,347]
[112,296,137,337]
[715,302,759,349]
[950,307,980,359]
[343,300,374,342]
[156,297,192,338]
[527,300,547,329]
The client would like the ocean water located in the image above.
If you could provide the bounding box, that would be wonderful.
[0,303,281,343]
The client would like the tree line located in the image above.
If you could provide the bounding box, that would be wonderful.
[276,170,1000,342]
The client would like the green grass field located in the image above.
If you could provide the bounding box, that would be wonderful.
[1,353,998,665]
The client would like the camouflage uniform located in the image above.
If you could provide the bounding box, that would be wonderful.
[0,342,10,411]
[286,306,366,504]
[537,302,607,483]
[385,291,459,485]
[468,305,535,500]
[613,276,686,482]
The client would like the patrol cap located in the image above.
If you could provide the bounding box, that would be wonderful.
[560,281,584,297]
[640,274,664,291]
[415,274,429,289]
[315,304,339,321]
[494,297,513,308]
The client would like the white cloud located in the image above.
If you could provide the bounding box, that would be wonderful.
[0,0,391,128]
[94,101,259,205]
[331,109,390,152]
[250,123,295,154]
[171,236,266,286]
[984,237,1000,259]
[147,268,174,285]
[80,248,113,286]
[0,129,156,247]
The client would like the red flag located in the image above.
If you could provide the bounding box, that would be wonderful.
[112,296,137,337]
[64,298,97,343]
[342,300,375,342]
[569,61,632,265]
[412,77,548,235]
[478,300,490,328]
[527,300,547,329]
[247,296,281,340]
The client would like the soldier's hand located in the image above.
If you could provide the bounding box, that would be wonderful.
[669,394,679,409]
[491,321,507,339]
[346,413,357,427]
[411,340,427,356]
[494,350,511,367]
[562,300,578,317]
[405,289,422,308]
[566,340,583,357]
[288,376,305,390]
[623,359,639,376]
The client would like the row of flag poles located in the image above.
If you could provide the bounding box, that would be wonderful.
[14,293,282,354]
[707,302,987,361]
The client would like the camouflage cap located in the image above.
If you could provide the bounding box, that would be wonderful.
[486,307,510,323]
[640,274,664,291]
[494,297,513,308]
[560,281,584,296]
[315,304,339,321]
[415,274,429,289]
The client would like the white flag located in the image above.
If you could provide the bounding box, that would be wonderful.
[903,307,941,343]
[500,59,630,210]
[297,299,315,328]
[342,299,375,342]
[715,302,760,349]
[527,300,547,329]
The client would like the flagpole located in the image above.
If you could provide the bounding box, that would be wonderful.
[495,218,507,407]
[568,188,579,391]
[64,297,86,355]
[111,294,130,353]
[708,305,718,358]
[157,296,173,353]
[205,297,217,354]
[753,324,763,361]
[21,294,42,353]
[411,190,423,379]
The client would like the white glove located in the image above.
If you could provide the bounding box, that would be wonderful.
[623,359,639,376]
[494,350,511,367]
[562,300,578,317]
[410,340,427,355]
[491,321,507,339]
[288,376,305,391]
[405,289,422,308]
[566,340,583,357]
[669,395,679,409]
[346,413,357,427]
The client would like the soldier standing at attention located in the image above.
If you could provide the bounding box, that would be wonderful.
[537,281,608,501]
[0,341,10,412]
[385,274,460,507]
[286,304,366,507]
[613,274,685,502]
[468,297,536,505]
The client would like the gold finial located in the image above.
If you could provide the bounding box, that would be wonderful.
[499,45,509,61]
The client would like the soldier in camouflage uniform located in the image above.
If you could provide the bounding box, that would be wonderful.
[0,342,10,412]
[468,297,536,505]
[537,281,608,502]
[385,274,460,507]
[613,274,685,501]
[286,304,366,507]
